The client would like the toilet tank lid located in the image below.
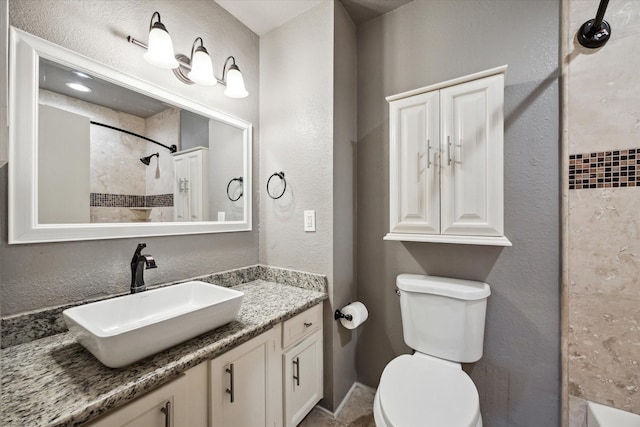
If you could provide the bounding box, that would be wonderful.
[396,274,490,300]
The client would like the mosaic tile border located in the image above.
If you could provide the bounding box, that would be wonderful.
[0,265,328,348]
[90,193,173,207]
[569,148,638,190]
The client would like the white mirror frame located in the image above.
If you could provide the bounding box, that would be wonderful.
[9,27,252,244]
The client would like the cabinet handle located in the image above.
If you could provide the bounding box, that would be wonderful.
[184,179,190,192]
[426,139,432,169]
[447,136,452,166]
[178,179,185,193]
[304,322,313,327]
[225,363,235,403]
[160,401,171,427]
[293,357,300,386]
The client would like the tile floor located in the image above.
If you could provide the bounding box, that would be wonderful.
[299,383,376,427]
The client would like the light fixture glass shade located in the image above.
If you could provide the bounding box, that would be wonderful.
[188,48,217,86]
[224,66,248,98]
[144,24,179,69]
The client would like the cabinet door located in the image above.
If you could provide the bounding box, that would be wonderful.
[283,330,323,427]
[210,328,280,427]
[173,148,209,222]
[86,374,188,427]
[173,156,189,221]
[389,90,440,235]
[187,152,203,221]
[440,73,504,236]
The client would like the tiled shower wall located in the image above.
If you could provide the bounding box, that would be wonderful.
[39,90,176,222]
[565,0,640,424]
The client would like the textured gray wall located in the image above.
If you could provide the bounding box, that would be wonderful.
[259,1,359,411]
[331,0,358,410]
[259,2,334,277]
[2,0,259,315]
[356,1,561,426]
[259,0,337,409]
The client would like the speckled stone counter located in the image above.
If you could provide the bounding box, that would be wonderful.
[0,279,327,426]
[1,265,327,348]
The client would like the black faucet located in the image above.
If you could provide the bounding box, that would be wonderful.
[130,243,157,293]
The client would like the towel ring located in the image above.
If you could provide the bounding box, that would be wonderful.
[226,177,243,202]
[267,172,286,199]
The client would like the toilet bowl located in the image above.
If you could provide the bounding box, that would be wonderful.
[374,275,490,427]
[373,353,481,427]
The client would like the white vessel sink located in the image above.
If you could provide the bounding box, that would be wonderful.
[63,281,244,368]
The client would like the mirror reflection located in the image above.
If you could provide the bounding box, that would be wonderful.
[37,58,245,224]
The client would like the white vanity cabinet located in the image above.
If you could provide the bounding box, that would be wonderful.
[173,147,209,222]
[281,304,323,427]
[385,66,511,246]
[86,304,324,427]
[86,374,189,427]
[209,303,323,427]
[209,327,282,427]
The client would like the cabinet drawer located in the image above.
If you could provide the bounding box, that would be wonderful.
[86,374,188,426]
[282,303,322,349]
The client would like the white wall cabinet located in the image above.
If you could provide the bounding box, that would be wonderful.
[173,147,209,222]
[385,66,511,246]
[86,374,189,427]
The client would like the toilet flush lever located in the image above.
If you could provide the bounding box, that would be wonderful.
[395,289,401,296]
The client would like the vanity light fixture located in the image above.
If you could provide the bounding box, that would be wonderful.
[222,56,249,98]
[127,12,249,98]
[187,37,217,86]
[143,12,179,69]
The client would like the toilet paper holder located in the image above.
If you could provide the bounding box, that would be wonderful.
[334,308,353,322]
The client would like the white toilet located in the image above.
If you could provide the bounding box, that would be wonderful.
[373,274,491,427]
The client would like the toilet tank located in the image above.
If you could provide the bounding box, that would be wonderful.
[396,274,491,363]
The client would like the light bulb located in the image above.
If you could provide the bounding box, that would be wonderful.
[224,65,248,98]
[188,47,217,86]
[144,21,179,69]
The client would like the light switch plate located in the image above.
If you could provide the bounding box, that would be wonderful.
[304,210,316,232]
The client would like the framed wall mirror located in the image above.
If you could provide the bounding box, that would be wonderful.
[9,27,252,244]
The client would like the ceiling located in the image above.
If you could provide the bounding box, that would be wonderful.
[39,58,171,118]
[214,0,412,36]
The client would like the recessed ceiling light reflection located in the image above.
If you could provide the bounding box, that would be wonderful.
[72,70,92,79]
[65,82,92,92]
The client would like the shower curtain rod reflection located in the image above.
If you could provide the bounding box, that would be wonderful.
[90,121,178,153]
[577,0,611,48]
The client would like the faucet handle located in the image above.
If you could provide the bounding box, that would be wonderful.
[143,255,157,269]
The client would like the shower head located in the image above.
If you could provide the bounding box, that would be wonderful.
[140,153,159,166]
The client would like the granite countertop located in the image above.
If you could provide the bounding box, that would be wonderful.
[0,279,327,426]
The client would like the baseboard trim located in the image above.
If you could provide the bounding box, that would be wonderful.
[314,382,376,419]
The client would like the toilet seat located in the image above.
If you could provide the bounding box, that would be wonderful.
[376,354,481,427]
